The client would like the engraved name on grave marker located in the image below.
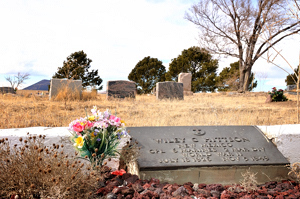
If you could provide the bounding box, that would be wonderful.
[127,126,289,170]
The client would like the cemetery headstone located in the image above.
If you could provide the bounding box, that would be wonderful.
[0,87,15,94]
[156,82,183,100]
[178,73,193,96]
[107,80,136,99]
[128,126,289,184]
[265,94,272,103]
[49,78,82,100]
[287,85,297,91]
[287,84,300,95]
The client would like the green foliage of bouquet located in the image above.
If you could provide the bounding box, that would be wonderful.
[268,87,288,102]
[69,106,128,166]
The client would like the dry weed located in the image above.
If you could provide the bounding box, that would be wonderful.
[82,90,98,101]
[288,162,300,183]
[53,86,81,101]
[52,85,82,110]
[0,134,99,198]
[240,169,258,192]
[119,140,140,170]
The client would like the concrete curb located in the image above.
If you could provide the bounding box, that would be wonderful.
[0,126,130,171]
[1,124,300,165]
[258,124,300,164]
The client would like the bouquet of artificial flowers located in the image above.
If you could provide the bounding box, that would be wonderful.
[69,106,128,166]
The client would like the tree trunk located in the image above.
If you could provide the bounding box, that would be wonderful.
[243,68,252,92]
[239,69,246,92]
[239,64,252,92]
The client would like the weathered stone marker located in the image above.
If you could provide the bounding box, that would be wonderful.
[49,78,82,100]
[107,80,136,99]
[287,84,300,95]
[128,126,289,184]
[178,73,193,96]
[156,82,183,100]
[0,87,15,94]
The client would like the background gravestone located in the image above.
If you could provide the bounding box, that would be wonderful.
[156,82,183,100]
[265,94,272,103]
[49,79,82,100]
[287,85,297,91]
[178,73,193,96]
[107,80,136,99]
[287,84,300,95]
[0,87,15,94]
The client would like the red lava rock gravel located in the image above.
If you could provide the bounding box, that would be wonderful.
[95,167,300,199]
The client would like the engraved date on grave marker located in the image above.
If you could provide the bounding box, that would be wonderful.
[127,126,289,169]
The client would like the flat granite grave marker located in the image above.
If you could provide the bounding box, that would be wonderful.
[127,126,289,184]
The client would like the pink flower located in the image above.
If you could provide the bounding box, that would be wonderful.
[73,122,84,132]
[85,121,94,129]
[109,115,121,123]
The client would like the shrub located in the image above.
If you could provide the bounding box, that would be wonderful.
[288,162,300,183]
[268,87,288,102]
[82,89,98,101]
[0,134,99,198]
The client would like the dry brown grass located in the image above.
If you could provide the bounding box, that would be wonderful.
[0,91,298,129]
[0,134,100,198]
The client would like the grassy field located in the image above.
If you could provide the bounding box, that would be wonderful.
[0,90,299,129]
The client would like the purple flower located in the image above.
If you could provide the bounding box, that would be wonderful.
[96,138,101,142]
[103,110,110,119]
[94,132,97,136]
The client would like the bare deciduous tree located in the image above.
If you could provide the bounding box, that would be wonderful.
[185,0,300,92]
[5,72,30,90]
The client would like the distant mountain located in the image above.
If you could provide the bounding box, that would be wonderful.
[23,79,50,91]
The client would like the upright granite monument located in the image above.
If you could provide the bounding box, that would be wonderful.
[107,80,136,99]
[156,82,183,100]
[49,79,82,100]
[178,73,193,96]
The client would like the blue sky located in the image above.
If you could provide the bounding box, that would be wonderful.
[0,0,299,92]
